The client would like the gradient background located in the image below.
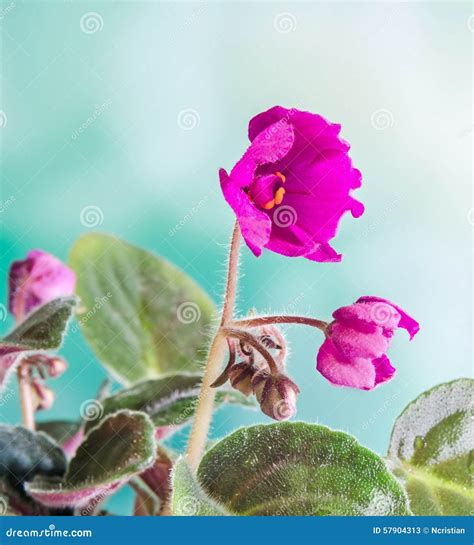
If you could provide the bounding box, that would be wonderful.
[0,1,472,514]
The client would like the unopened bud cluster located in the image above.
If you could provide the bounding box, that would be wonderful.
[213,325,299,421]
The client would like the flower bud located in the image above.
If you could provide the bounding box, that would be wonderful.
[31,380,55,411]
[251,371,299,421]
[8,249,76,322]
[46,357,68,378]
[228,362,256,396]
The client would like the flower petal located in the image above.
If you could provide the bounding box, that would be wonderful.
[316,338,377,390]
[333,302,401,332]
[9,250,76,322]
[373,354,396,386]
[230,119,295,188]
[219,169,271,256]
[356,296,420,339]
[329,321,392,360]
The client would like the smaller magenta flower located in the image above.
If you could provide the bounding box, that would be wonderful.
[220,106,364,262]
[9,250,76,322]
[317,296,419,390]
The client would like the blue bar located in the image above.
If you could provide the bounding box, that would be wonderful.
[0,517,471,544]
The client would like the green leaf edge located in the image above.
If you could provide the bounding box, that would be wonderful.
[25,410,156,497]
[171,457,228,516]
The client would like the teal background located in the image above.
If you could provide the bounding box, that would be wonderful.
[0,1,471,514]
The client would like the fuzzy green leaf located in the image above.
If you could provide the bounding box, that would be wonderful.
[193,422,409,516]
[84,373,255,434]
[26,411,156,509]
[171,458,228,516]
[0,297,78,390]
[69,233,216,384]
[388,378,474,516]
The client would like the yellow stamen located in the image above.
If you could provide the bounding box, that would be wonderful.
[263,199,275,210]
[274,187,285,205]
[275,171,286,183]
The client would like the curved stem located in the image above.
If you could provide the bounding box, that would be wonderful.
[220,327,279,374]
[232,315,329,332]
[186,222,241,472]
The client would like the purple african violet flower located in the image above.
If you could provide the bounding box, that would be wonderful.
[220,106,364,262]
[317,296,419,390]
[8,250,76,322]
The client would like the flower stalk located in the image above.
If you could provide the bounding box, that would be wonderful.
[232,315,329,332]
[186,221,241,472]
[17,361,35,431]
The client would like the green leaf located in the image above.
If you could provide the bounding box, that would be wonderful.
[193,422,409,516]
[84,373,256,434]
[171,458,228,516]
[0,297,78,390]
[69,233,216,384]
[388,378,474,516]
[26,411,156,509]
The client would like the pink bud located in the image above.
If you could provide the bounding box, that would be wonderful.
[47,357,68,378]
[31,380,55,411]
[8,249,76,322]
[251,371,299,421]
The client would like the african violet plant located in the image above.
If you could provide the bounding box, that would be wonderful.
[0,106,472,517]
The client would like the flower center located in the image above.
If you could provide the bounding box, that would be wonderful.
[248,172,286,211]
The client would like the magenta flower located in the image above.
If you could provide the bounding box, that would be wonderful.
[220,106,364,262]
[317,296,419,390]
[9,250,76,322]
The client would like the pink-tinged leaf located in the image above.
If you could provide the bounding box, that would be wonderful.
[26,411,156,509]
[0,297,78,391]
[139,446,173,504]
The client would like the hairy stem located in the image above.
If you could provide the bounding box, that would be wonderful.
[220,327,279,374]
[232,315,329,332]
[186,222,241,472]
[17,361,35,431]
